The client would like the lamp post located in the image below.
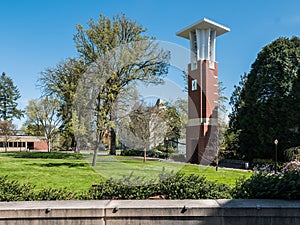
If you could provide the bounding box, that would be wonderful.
[274,139,278,174]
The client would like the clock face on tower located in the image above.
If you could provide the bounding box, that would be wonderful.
[192,79,197,91]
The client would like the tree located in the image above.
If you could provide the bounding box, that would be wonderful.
[0,72,23,121]
[38,58,86,150]
[73,14,169,158]
[25,98,61,152]
[0,121,16,152]
[118,100,167,162]
[227,37,300,161]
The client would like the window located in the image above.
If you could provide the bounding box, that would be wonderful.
[192,79,197,91]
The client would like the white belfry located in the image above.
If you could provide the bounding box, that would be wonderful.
[177,18,229,69]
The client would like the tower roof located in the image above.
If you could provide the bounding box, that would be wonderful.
[176,18,230,39]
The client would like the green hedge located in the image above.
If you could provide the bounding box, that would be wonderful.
[1,170,300,201]
[82,173,231,200]
[232,171,300,200]
[120,149,166,158]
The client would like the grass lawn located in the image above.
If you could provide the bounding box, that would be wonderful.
[0,152,104,193]
[88,155,251,187]
[0,152,251,192]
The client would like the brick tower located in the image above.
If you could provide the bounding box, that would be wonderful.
[176,18,229,164]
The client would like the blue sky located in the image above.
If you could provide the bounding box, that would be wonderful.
[1,0,300,126]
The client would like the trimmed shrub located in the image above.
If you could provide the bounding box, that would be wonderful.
[120,149,166,158]
[82,172,231,200]
[0,176,35,201]
[36,188,77,200]
[232,171,300,200]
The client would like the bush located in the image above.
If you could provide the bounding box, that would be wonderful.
[232,171,300,200]
[283,160,300,172]
[120,149,166,158]
[0,176,35,201]
[82,172,231,200]
[284,147,300,161]
[157,173,231,199]
[0,176,79,201]
[252,158,285,172]
[36,188,77,200]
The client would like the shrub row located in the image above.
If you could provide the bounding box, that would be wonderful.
[0,173,230,201]
[0,176,75,201]
[1,170,300,201]
[82,173,231,200]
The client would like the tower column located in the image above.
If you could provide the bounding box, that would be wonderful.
[176,18,230,164]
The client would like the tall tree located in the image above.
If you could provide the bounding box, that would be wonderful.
[73,14,169,161]
[0,72,23,121]
[25,97,61,152]
[227,37,300,161]
[38,58,86,151]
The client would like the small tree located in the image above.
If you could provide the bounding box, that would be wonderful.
[0,121,16,152]
[25,97,61,152]
[118,101,167,163]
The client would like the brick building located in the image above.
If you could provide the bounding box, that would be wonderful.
[0,135,48,152]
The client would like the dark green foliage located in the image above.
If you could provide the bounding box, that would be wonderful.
[120,149,166,158]
[0,176,76,201]
[232,171,300,200]
[0,72,24,121]
[157,173,231,199]
[36,188,76,200]
[0,176,35,201]
[38,58,86,150]
[228,37,300,161]
[83,172,231,200]
[252,158,286,171]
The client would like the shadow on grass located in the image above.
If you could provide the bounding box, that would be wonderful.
[1,152,83,159]
[30,162,88,168]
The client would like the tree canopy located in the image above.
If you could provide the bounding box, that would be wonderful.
[227,37,300,161]
[72,13,169,159]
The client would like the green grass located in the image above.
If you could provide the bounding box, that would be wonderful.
[87,155,251,187]
[0,152,251,192]
[0,152,103,192]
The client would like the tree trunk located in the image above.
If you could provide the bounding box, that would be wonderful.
[92,147,98,167]
[110,128,116,155]
[143,146,146,163]
[92,136,102,167]
[48,140,51,152]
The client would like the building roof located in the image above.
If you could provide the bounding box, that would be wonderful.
[176,18,230,39]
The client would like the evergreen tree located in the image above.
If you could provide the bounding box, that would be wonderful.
[228,37,300,161]
[0,72,23,121]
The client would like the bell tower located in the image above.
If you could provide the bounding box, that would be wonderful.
[176,18,229,164]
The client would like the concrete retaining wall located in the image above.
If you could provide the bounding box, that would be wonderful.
[0,199,299,225]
